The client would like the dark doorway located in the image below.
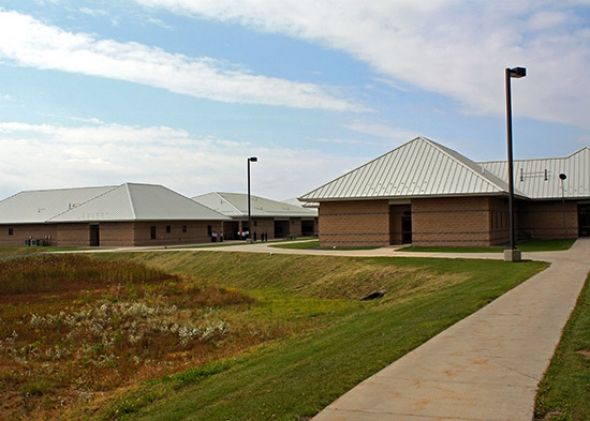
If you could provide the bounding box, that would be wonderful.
[302,220,315,236]
[150,226,157,240]
[274,220,289,238]
[402,215,412,244]
[579,205,590,237]
[89,225,100,247]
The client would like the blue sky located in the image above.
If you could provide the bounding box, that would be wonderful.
[0,1,588,200]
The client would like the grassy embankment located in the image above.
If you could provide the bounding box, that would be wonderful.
[1,241,582,420]
[534,271,590,421]
[53,250,544,421]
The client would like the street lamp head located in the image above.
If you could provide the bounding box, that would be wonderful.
[249,157,258,163]
[508,67,526,78]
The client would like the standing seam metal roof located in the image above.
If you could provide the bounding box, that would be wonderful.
[299,137,520,201]
[480,147,590,200]
[0,183,230,224]
[49,183,230,222]
[192,192,318,218]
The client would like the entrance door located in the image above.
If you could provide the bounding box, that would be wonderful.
[89,225,100,247]
[579,205,590,237]
[402,216,412,244]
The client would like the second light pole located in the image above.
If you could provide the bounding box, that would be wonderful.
[505,66,526,262]
[247,156,258,243]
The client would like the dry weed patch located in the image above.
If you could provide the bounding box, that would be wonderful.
[0,254,268,419]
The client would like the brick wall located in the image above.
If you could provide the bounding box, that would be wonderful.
[518,201,578,239]
[133,221,221,246]
[54,221,225,247]
[411,196,498,247]
[0,224,58,246]
[251,218,274,240]
[319,200,390,247]
[56,223,91,247]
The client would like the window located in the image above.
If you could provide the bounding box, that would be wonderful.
[207,225,212,236]
[150,226,156,240]
[8,228,13,236]
[182,225,187,233]
[166,225,171,234]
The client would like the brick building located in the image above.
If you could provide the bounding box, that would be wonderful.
[192,192,318,241]
[299,137,590,247]
[0,183,230,247]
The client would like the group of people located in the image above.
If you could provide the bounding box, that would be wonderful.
[236,230,268,242]
[211,230,270,242]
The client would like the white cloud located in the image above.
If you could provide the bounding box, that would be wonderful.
[0,10,363,111]
[134,0,590,130]
[0,121,362,200]
[345,122,419,142]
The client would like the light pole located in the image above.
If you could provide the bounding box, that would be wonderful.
[560,173,567,239]
[247,156,258,243]
[505,66,526,262]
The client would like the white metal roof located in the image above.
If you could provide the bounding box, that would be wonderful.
[192,192,318,219]
[0,183,230,224]
[0,185,115,224]
[299,137,523,202]
[480,148,590,200]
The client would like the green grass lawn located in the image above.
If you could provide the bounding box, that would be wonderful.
[534,272,590,421]
[272,239,575,252]
[0,245,86,256]
[61,251,547,421]
[399,239,576,253]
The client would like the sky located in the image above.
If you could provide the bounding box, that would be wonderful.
[0,1,589,201]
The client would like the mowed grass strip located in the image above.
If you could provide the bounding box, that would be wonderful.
[534,272,590,421]
[75,251,547,421]
[399,239,575,254]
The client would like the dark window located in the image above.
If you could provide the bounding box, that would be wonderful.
[166,225,171,233]
[182,225,187,233]
[150,226,156,240]
[207,225,212,236]
[8,228,13,236]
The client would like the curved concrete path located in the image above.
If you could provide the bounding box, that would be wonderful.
[309,238,590,421]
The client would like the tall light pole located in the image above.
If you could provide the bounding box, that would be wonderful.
[247,156,258,243]
[560,173,567,239]
[505,66,526,262]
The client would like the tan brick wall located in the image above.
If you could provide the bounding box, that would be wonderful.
[412,196,497,246]
[0,224,58,246]
[518,201,578,239]
[319,200,390,247]
[251,218,274,240]
[133,221,222,246]
[56,223,92,247]
[488,197,510,245]
[53,221,225,247]
[99,222,135,246]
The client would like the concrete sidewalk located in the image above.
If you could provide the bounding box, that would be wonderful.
[311,238,590,421]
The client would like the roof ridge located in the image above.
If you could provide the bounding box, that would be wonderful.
[300,136,428,200]
[123,183,137,220]
[480,147,590,165]
[47,185,120,222]
[215,192,243,214]
[423,138,512,194]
